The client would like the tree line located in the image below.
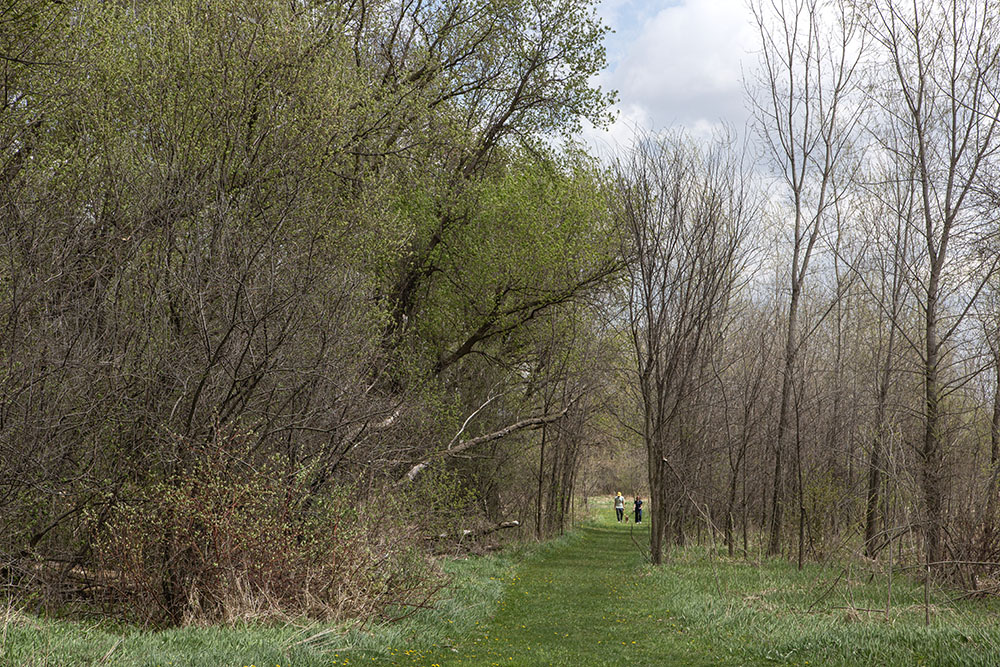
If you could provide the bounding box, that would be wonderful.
[627,0,1000,583]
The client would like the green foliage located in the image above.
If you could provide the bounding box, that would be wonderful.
[802,470,842,558]
[1,0,617,629]
[413,146,618,369]
[404,467,481,536]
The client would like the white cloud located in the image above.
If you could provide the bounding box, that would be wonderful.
[586,0,758,151]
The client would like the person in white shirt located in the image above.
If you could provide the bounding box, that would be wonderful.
[614,492,625,522]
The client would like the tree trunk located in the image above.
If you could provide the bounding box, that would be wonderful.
[982,359,1000,552]
[796,419,805,570]
[536,424,548,539]
[649,454,665,565]
[769,291,800,556]
[866,338,895,557]
[725,476,738,557]
[923,270,944,566]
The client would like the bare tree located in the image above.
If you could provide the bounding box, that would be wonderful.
[856,0,1000,565]
[750,0,864,555]
[858,166,916,558]
[614,132,755,565]
[715,319,774,557]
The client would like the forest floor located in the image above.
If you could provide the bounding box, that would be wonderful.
[7,500,1000,665]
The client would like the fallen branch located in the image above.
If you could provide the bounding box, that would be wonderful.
[831,606,886,614]
[629,521,651,563]
[896,560,1000,571]
[425,521,521,541]
[396,410,568,486]
[98,637,126,665]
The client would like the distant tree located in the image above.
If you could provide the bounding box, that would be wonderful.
[614,132,755,565]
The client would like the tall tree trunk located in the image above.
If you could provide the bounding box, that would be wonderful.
[993,362,1000,470]
[865,426,885,557]
[726,420,751,557]
[923,269,944,565]
[725,474,739,557]
[796,406,805,570]
[546,433,562,535]
[865,230,905,558]
[982,358,1000,552]
[769,289,800,556]
[649,449,666,565]
[865,349,894,558]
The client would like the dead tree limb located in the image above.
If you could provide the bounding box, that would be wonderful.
[396,410,568,487]
[425,520,521,541]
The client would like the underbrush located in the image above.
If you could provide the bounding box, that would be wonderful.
[79,428,442,627]
[0,535,526,666]
[14,506,1000,666]
[1,428,519,664]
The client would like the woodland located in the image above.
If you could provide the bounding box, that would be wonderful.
[2,0,1000,629]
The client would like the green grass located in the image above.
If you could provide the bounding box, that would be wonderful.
[372,503,1000,666]
[7,502,1000,665]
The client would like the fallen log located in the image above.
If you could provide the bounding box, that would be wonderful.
[425,520,521,541]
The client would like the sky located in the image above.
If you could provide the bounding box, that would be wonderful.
[582,0,760,152]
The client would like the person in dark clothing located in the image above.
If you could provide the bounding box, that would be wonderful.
[633,496,643,523]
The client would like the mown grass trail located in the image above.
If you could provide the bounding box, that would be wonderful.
[379,504,1000,667]
[386,511,715,666]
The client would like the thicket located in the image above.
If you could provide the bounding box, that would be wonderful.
[89,427,439,625]
[0,0,618,624]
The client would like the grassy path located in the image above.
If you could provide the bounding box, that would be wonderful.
[387,511,715,666]
[376,506,1000,667]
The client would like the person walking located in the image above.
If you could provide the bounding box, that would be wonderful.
[633,496,643,523]
[614,492,625,522]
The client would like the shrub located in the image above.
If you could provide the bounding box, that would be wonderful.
[91,427,439,626]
